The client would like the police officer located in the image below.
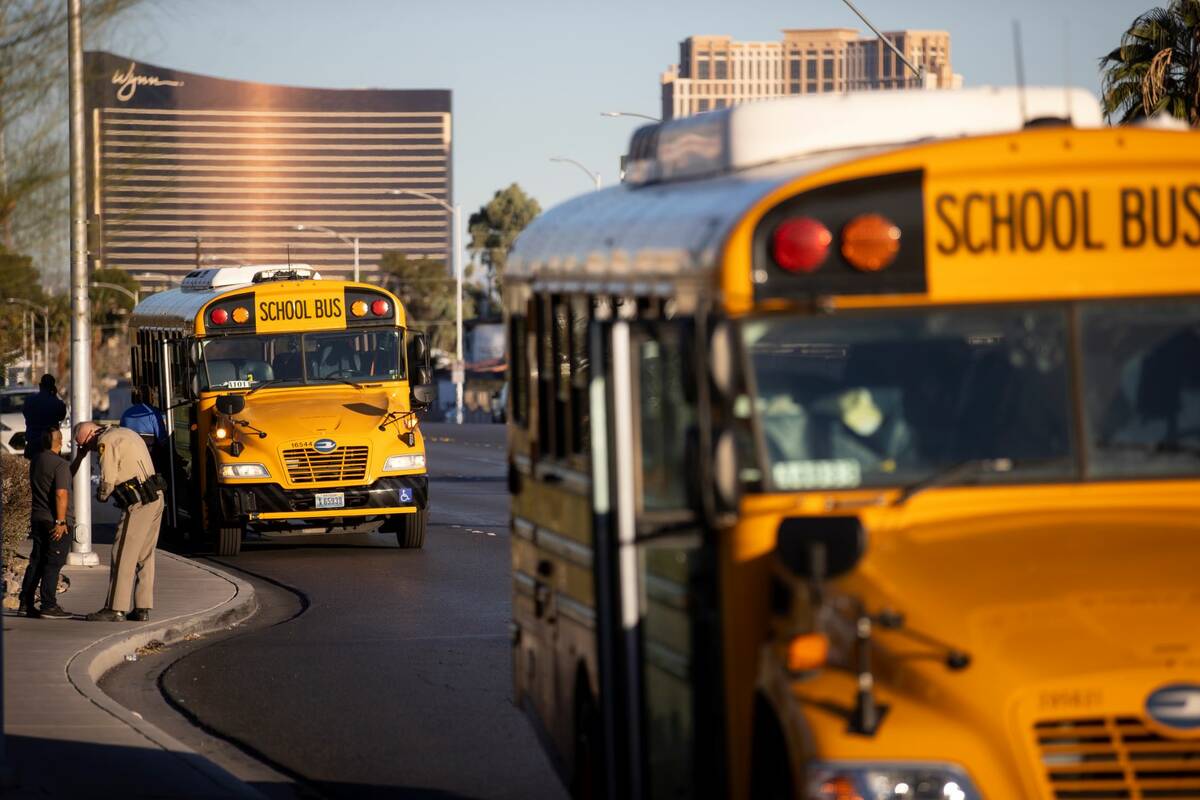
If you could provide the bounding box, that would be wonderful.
[23,373,67,460]
[73,421,166,622]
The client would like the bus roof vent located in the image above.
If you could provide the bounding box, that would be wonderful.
[624,86,1104,186]
[180,264,321,292]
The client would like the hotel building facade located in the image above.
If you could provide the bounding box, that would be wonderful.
[85,52,452,288]
[661,28,960,120]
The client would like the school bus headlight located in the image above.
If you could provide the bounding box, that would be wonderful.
[231,306,250,324]
[351,300,369,317]
[841,213,901,272]
[219,463,270,479]
[383,454,425,472]
[807,763,979,800]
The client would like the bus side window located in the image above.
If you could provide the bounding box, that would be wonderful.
[552,296,570,460]
[569,296,590,456]
[535,295,555,459]
[509,313,528,427]
[636,325,695,512]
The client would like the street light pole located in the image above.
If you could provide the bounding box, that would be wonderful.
[550,156,602,191]
[67,0,97,566]
[292,224,360,282]
[385,189,464,425]
[90,281,140,307]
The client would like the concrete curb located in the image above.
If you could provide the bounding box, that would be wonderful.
[64,551,265,799]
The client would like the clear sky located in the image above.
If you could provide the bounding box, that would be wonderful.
[105,0,1144,221]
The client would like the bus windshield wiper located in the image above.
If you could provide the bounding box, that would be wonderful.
[246,378,288,396]
[312,376,365,391]
[892,456,1068,506]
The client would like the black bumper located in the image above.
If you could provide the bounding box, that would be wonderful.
[218,474,428,521]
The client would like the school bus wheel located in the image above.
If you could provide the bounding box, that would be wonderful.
[385,509,426,549]
[206,463,244,557]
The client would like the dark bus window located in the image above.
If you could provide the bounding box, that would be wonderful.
[536,295,555,459]
[509,314,528,427]
[552,296,570,460]
[637,327,695,511]
[570,296,590,455]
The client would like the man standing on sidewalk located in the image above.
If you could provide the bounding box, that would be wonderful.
[22,374,67,460]
[19,429,73,619]
[72,421,166,623]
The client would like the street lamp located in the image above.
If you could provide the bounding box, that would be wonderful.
[386,188,464,425]
[550,156,602,191]
[90,281,140,307]
[2,298,49,375]
[600,111,661,122]
[293,224,360,282]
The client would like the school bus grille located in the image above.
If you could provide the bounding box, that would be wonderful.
[1034,716,1200,799]
[282,446,369,484]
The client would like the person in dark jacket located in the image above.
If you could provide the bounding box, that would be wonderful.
[22,373,67,460]
[19,428,73,618]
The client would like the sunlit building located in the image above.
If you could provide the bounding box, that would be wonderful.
[84,52,452,288]
[661,28,961,119]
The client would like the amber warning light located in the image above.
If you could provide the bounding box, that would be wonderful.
[842,213,901,272]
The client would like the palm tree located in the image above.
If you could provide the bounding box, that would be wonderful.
[1099,0,1200,126]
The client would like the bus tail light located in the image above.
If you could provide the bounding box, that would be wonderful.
[210,308,229,325]
[841,213,901,272]
[351,300,369,317]
[772,217,831,273]
[371,299,390,317]
[786,632,829,672]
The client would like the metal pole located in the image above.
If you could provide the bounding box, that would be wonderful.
[839,0,924,84]
[353,236,360,283]
[42,309,48,376]
[68,0,97,566]
[453,204,464,425]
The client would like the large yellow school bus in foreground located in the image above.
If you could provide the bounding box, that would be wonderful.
[130,265,433,555]
[505,88,1200,799]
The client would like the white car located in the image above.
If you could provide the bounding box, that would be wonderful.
[0,387,72,456]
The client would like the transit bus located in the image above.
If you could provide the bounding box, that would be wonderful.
[504,88,1200,799]
[129,264,433,556]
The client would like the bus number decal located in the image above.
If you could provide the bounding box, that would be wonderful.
[772,459,862,490]
[933,184,1200,256]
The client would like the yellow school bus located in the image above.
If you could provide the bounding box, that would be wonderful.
[129,264,433,555]
[505,88,1200,799]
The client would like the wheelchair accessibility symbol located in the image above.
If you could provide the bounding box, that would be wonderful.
[399,488,413,504]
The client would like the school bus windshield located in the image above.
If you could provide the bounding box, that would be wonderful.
[743,298,1200,492]
[199,328,405,391]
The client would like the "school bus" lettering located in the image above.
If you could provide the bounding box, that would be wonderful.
[257,297,344,322]
[934,185,1200,256]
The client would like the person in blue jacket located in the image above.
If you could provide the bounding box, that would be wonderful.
[120,385,168,472]
[22,373,67,460]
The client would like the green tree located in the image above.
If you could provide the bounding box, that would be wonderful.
[378,252,476,354]
[1099,0,1200,126]
[467,183,541,307]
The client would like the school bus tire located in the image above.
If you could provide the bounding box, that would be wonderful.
[216,524,244,557]
[391,509,427,549]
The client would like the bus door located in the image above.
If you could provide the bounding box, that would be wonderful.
[160,338,198,529]
[593,312,727,800]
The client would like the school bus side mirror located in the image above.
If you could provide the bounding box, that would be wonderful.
[215,394,245,416]
[412,383,436,408]
[776,516,865,580]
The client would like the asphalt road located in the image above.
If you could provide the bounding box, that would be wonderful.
[157,423,566,799]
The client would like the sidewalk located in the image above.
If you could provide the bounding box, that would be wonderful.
[2,539,260,798]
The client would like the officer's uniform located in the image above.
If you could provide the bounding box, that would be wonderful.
[95,426,166,614]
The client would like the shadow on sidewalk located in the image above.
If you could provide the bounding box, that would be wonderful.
[4,735,486,799]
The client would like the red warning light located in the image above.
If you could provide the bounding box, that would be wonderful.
[772,217,832,273]
[210,307,229,325]
[371,299,390,317]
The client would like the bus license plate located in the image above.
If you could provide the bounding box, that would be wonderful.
[314,492,345,510]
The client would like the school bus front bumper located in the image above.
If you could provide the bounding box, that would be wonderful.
[216,474,428,523]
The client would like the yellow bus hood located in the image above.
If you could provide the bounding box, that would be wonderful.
[853,505,1200,678]
[236,386,408,438]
